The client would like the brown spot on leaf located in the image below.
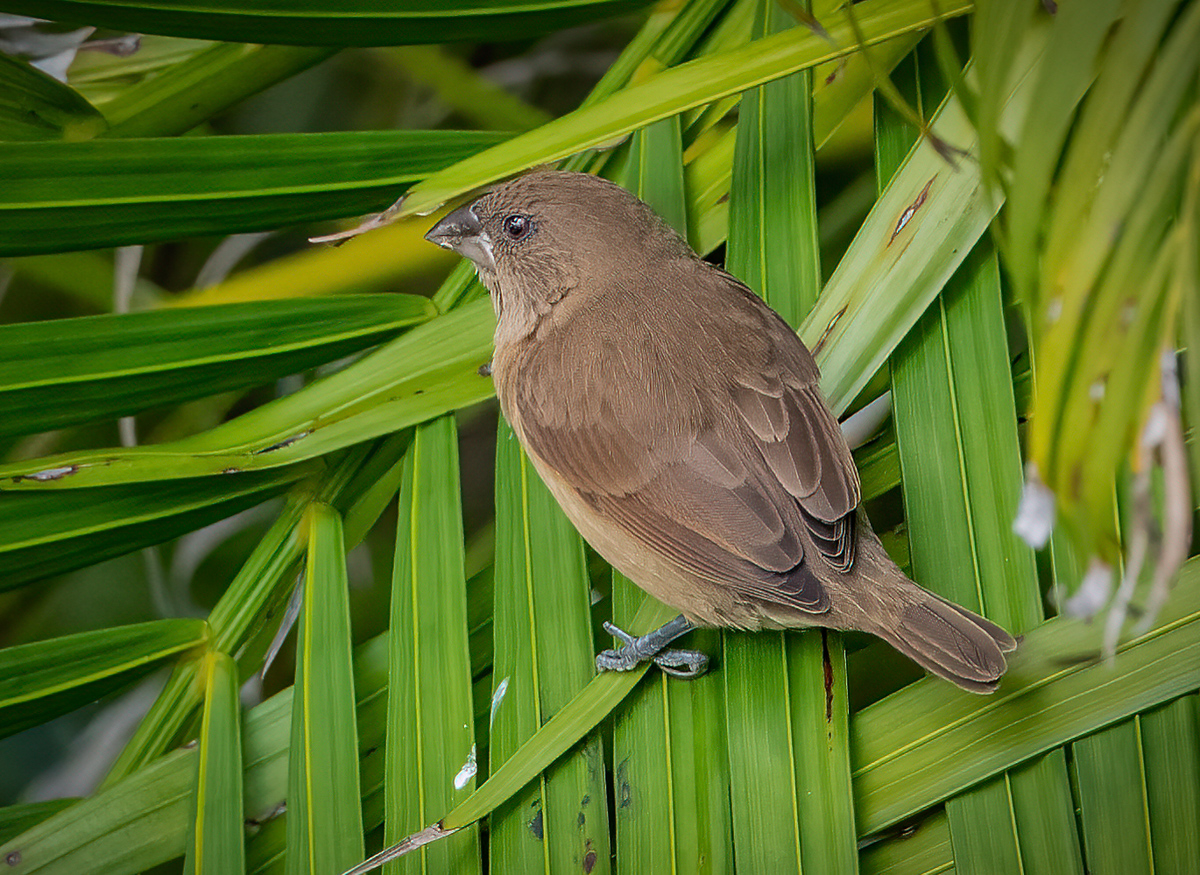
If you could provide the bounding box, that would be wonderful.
[253,431,310,455]
[889,177,936,245]
[822,629,834,723]
[13,465,78,483]
[812,307,847,358]
[616,759,632,809]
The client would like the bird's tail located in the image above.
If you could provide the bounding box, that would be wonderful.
[829,519,1019,694]
[870,583,1018,694]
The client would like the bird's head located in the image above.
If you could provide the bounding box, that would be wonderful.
[425,170,691,340]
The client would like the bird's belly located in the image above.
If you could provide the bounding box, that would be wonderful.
[516,445,754,628]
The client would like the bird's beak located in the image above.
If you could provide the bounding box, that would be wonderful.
[425,205,496,273]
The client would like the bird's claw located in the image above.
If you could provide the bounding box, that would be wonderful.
[652,649,709,679]
[595,620,709,679]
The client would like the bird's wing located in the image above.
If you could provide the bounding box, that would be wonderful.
[507,276,860,614]
[713,272,861,570]
[517,400,831,614]
[731,380,860,571]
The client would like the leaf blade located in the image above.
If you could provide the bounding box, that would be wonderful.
[384,417,480,874]
[0,294,435,436]
[0,619,208,739]
[286,504,364,874]
[186,652,246,875]
[0,131,508,255]
[0,0,655,46]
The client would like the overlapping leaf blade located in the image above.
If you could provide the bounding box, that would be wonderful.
[0,466,305,590]
[0,618,207,738]
[852,561,1200,836]
[0,299,494,487]
[0,294,434,436]
[879,43,1080,875]
[0,131,508,255]
[0,52,107,141]
[103,436,408,785]
[0,0,654,46]
[397,0,972,217]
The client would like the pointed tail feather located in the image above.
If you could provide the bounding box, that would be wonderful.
[874,589,1017,694]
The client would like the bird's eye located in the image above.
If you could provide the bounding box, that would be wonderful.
[502,214,532,241]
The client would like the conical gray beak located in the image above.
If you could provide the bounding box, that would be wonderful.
[425,205,496,273]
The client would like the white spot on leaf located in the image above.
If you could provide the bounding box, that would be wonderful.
[453,744,477,790]
[490,676,509,729]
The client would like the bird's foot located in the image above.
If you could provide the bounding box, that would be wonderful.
[595,615,709,680]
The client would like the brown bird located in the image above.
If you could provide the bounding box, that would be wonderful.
[426,170,1017,693]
